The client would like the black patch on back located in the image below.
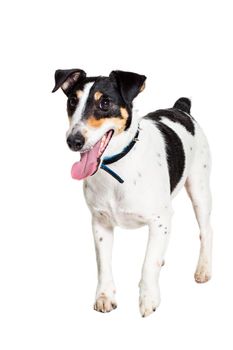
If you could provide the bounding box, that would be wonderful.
[155,121,185,193]
[145,105,195,135]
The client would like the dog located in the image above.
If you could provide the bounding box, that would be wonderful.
[52,69,213,317]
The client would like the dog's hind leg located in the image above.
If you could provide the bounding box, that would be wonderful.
[185,135,213,283]
[92,215,117,313]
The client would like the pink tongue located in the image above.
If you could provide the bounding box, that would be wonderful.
[71,139,102,180]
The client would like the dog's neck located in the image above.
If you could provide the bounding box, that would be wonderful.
[103,109,141,158]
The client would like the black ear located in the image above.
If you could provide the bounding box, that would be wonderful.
[109,70,146,105]
[52,69,86,95]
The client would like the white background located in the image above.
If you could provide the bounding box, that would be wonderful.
[0,0,233,349]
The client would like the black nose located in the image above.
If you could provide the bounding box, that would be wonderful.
[67,132,85,151]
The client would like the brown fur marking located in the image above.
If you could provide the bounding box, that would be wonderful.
[120,107,128,119]
[140,82,146,92]
[87,117,106,128]
[76,90,83,98]
[86,107,128,134]
[94,91,103,101]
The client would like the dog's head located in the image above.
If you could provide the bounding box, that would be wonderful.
[52,69,146,180]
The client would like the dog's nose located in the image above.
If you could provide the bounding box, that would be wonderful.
[67,132,85,151]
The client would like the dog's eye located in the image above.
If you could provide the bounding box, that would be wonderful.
[99,97,110,112]
[69,97,77,108]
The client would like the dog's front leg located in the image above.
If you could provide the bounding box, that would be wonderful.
[92,216,117,313]
[139,213,171,317]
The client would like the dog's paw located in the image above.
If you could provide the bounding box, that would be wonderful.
[94,293,117,313]
[139,282,160,318]
[195,267,211,283]
[195,259,211,283]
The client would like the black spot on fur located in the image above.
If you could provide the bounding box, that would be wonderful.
[99,237,103,242]
[155,122,185,193]
[144,99,195,135]
[173,97,191,114]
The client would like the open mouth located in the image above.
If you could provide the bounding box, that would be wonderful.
[71,129,114,180]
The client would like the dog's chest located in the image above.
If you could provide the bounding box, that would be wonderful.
[84,171,147,228]
[83,160,170,228]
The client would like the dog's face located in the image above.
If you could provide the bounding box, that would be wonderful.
[52,69,146,180]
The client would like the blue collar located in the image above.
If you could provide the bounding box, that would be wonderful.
[99,128,140,183]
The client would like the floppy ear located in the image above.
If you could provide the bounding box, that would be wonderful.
[109,70,146,105]
[52,69,86,95]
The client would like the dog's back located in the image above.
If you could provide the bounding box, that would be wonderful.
[142,98,211,197]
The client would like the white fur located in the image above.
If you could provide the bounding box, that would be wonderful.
[80,107,213,317]
[72,82,94,124]
[67,82,94,138]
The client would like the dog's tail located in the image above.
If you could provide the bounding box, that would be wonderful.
[173,97,191,114]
